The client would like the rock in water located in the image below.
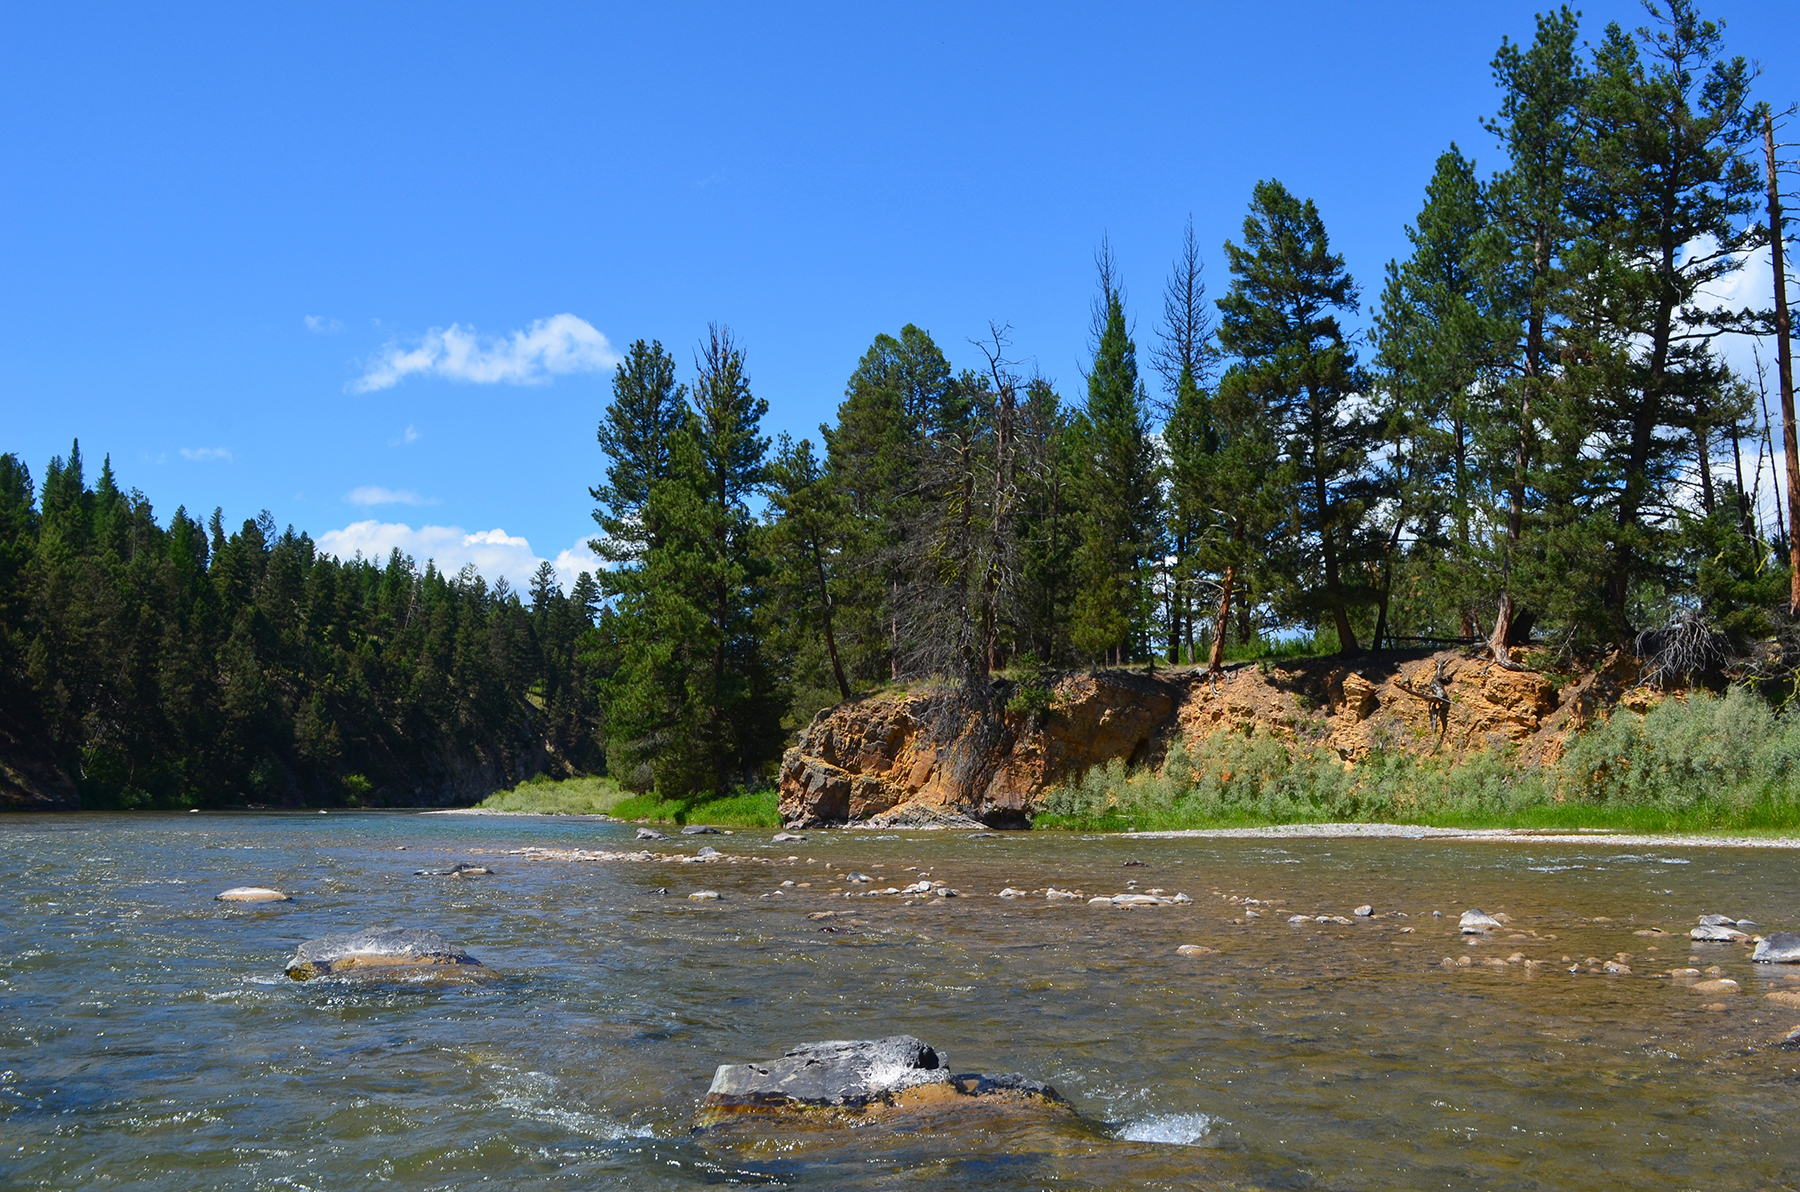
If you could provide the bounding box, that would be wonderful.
[1698,913,1740,927]
[636,828,666,841]
[681,825,721,835]
[284,928,480,980]
[1691,924,1750,942]
[773,831,807,842]
[1752,932,1800,963]
[1460,909,1502,934]
[694,1036,1070,1130]
[413,863,491,877]
[1779,1024,1800,1050]
[216,887,290,903]
[1353,905,1374,917]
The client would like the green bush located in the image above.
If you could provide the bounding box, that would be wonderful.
[1034,687,1800,833]
[608,786,782,828]
[475,774,629,815]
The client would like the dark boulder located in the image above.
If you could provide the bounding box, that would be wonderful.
[413,863,492,877]
[284,928,481,980]
[681,825,722,835]
[636,827,667,841]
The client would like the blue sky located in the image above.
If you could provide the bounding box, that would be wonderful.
[3,1,1794,592]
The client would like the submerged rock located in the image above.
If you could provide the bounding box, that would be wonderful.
[1752,932,1800,963]
[1764,990,1800,1010]
[1460,910,1503,934]
[1176,944,1220,956]
[216,887,290,903]
[284,928,480,980]
[693,1035,1071,1131]
[1690,978,1740,994]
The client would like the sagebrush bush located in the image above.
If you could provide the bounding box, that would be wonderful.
[1034,687,1800,832]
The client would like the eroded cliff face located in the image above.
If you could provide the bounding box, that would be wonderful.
[777,649,1654,828]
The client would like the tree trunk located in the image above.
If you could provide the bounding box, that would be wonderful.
[1207,562,1235,673]
[811,541,851,701]
[1766,113,1800,614]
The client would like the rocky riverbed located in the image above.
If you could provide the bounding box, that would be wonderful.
[4,810,1799,1191]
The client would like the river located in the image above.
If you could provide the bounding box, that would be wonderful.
[3,812,1796,1190]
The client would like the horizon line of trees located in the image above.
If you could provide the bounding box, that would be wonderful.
[4,1,1796,809]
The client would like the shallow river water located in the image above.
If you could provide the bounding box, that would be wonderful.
[3,812,1798,1191]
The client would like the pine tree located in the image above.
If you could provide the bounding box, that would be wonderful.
[1374,145,1514,643]
[1157,218,1218,662]
[1069,243,1161,666]
[1218,181,1375,654]
[591,339,686,567]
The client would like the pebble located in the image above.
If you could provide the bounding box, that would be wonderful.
[1353,905,1373,917]
[998,887,1027,898]
[215,887,290,902]
[1289,915,1311,925]
[1691,978,1740,994]
[1044,888,1081,901]
[689,890,722,901]
[846,872,873,884]
[1176,944,1220,956]
[1604,961,1631,974]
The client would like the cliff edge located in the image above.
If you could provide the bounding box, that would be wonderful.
[778,648,1652,828]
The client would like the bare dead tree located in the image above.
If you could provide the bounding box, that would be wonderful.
[1151,215,1217,406]
[1764,107,1800,612]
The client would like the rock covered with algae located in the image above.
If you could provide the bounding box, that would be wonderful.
[284,927,482,980]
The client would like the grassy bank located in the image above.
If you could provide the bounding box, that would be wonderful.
[476,775,781,828]
[1033,687,1800,834]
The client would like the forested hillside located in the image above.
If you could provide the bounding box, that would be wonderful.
[2,0,1794,810]
[0,447,605,808]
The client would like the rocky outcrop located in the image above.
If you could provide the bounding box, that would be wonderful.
[780,671,1180,828]
[284,927,482,980]
[693,1035,1070,1131]
[778,648,1652,828]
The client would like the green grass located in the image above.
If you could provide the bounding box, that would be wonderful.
[1033,686,1800,835]
[607,787,783,828]
[474,775,629,815]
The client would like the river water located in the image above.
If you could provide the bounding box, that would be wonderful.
[3,812,1797,1190]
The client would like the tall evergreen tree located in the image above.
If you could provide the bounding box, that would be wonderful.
[1218,180,1376,654]
[1069,243,1162,665]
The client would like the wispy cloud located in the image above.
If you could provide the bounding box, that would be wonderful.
[315,521,602,597]
[391,423,421,446]
[346,485,439,507]
[350,313,620,393]
[304,315,344,333]
[180,447,232,462]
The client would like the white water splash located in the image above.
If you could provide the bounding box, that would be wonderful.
[1117,1112,1219,1146]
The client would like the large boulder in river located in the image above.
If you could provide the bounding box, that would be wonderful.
[1753,932,1800,963]
[284,928,481,980]
[694,1035,1071,1131]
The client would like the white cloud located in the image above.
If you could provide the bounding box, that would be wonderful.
[346,485,438,507]
[305,315,344,333]
[350,313,620,393]
[180,447,232,462]
[389,423,421,446]
[315,521,601,597]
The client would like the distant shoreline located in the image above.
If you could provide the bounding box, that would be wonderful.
[1122,822,1800,849]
